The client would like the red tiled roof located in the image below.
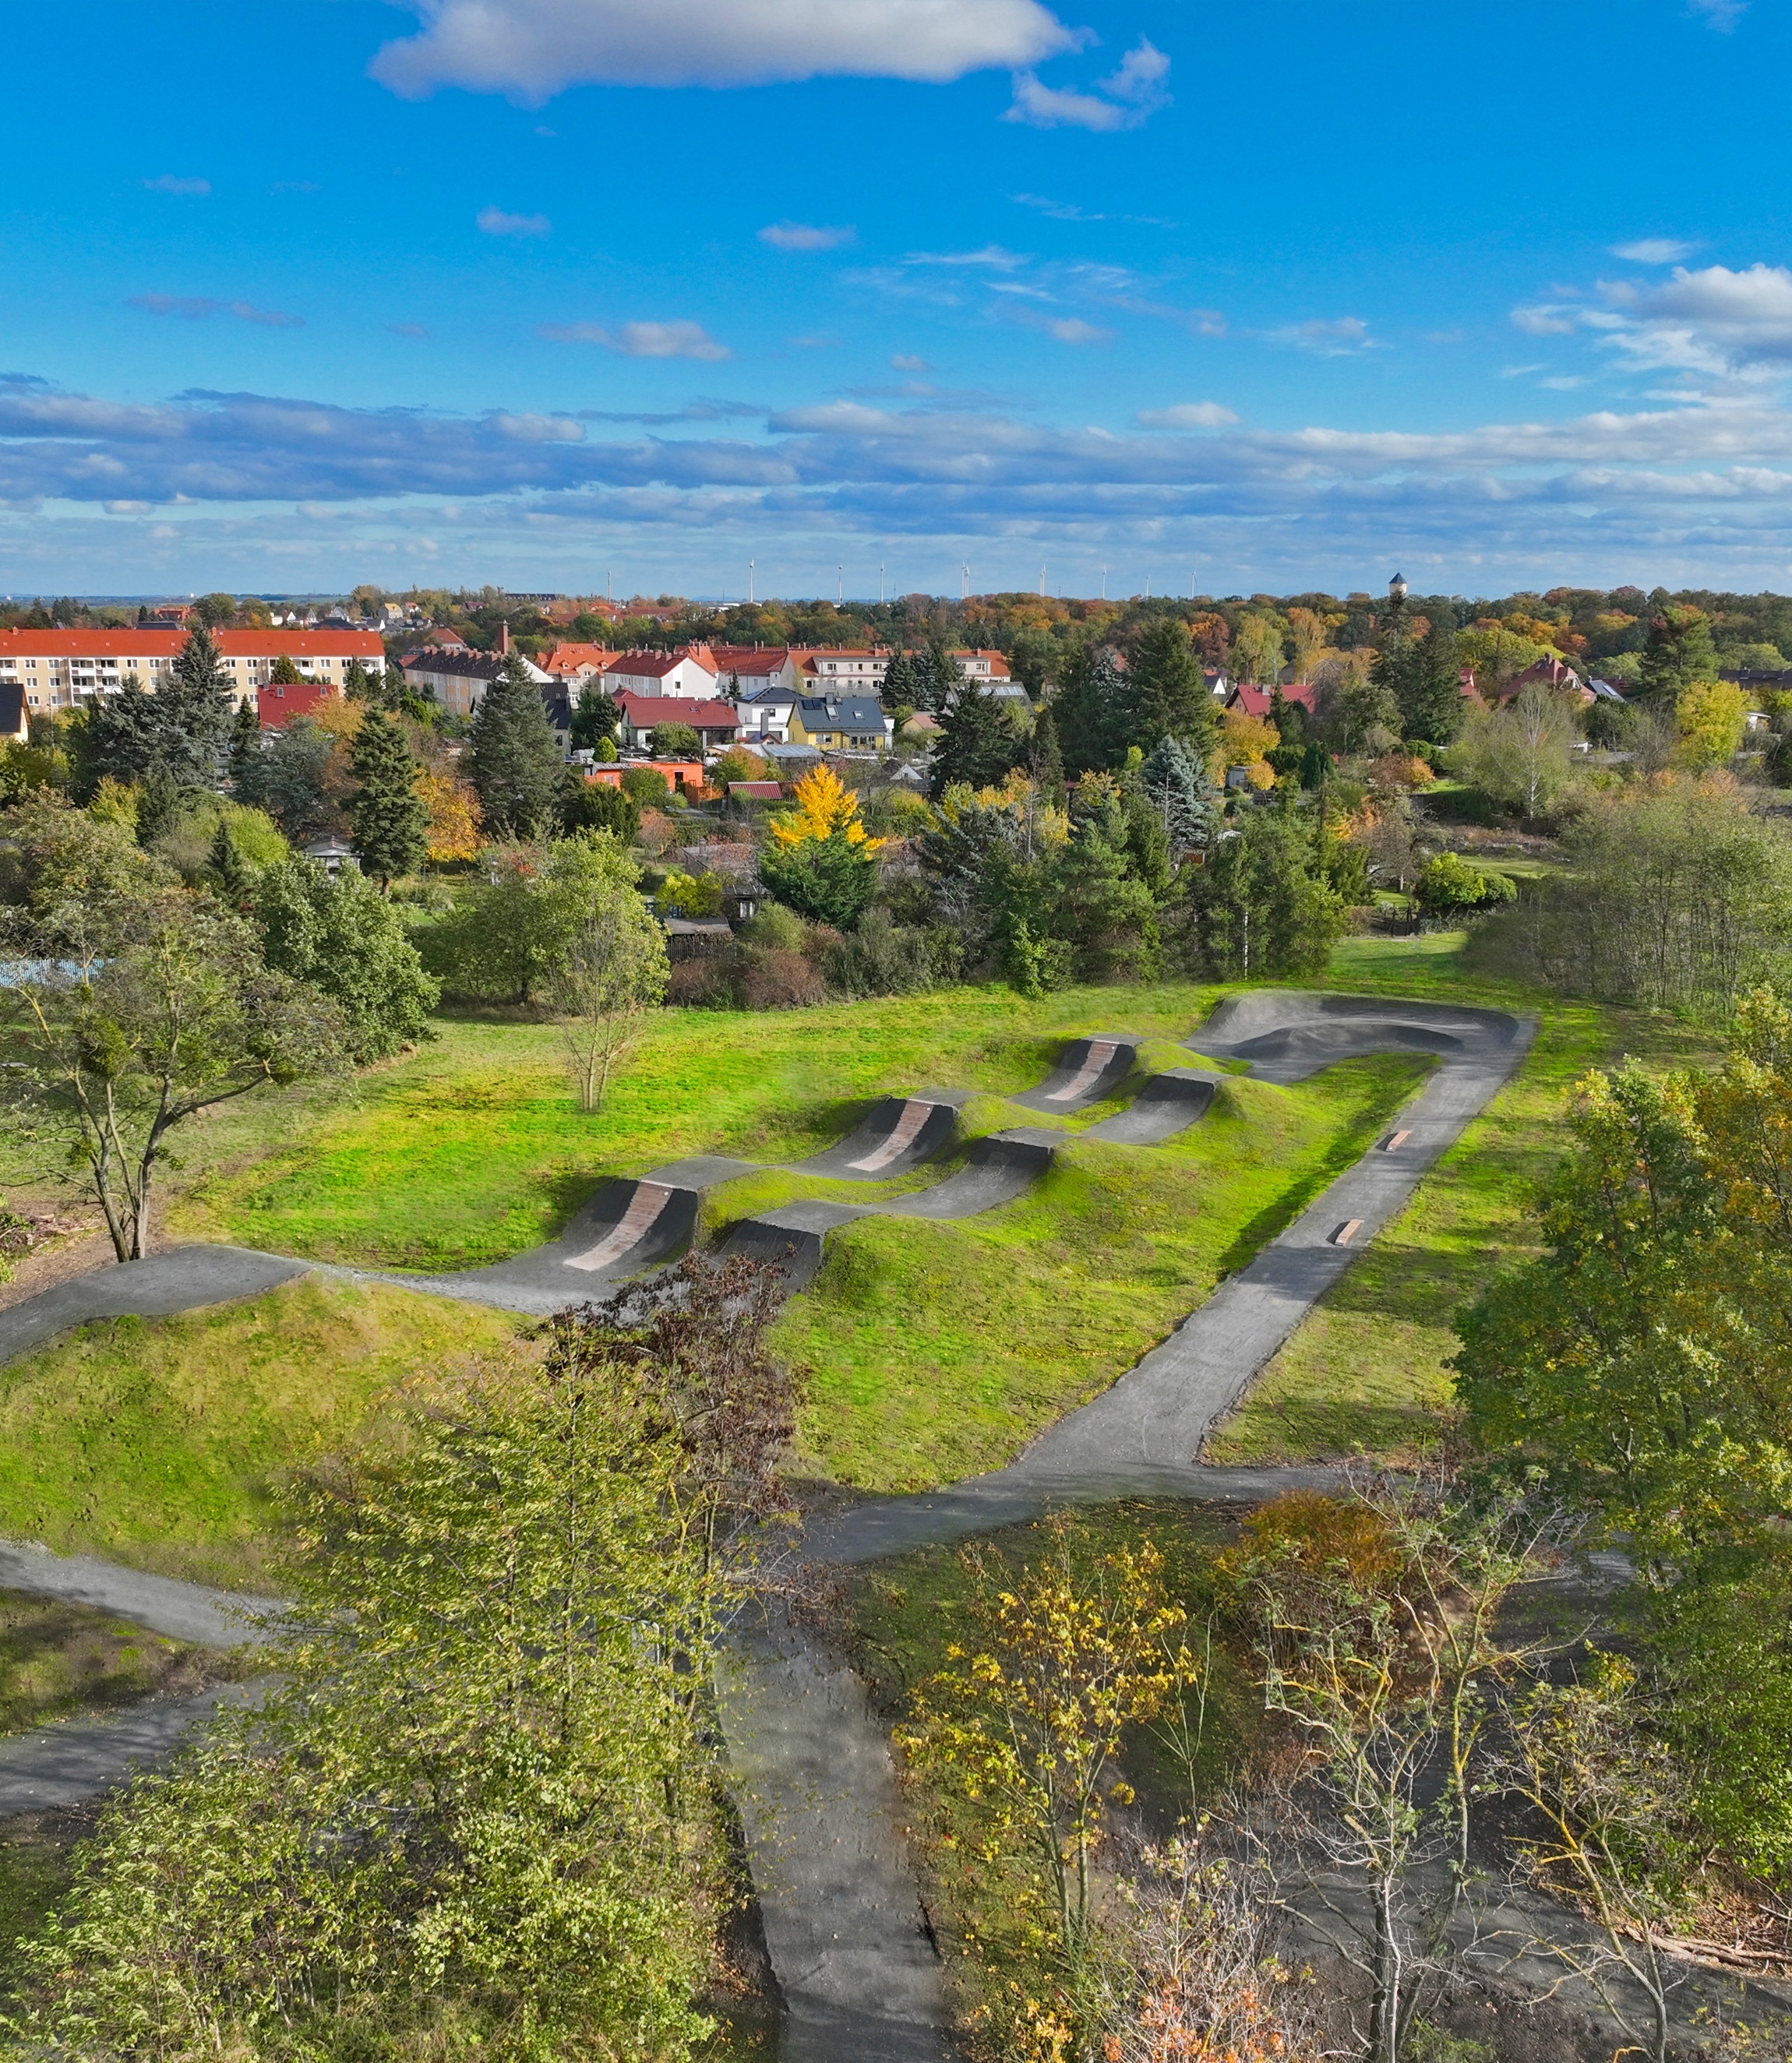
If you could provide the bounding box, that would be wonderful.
[605,644,719,679]
[542,643,622,675]
[1226,682,1318,718]
[615,693,739,728]
[0,627,382,659]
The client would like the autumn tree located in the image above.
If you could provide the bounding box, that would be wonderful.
[758,763,884,929]
[900,1527,1196,2039]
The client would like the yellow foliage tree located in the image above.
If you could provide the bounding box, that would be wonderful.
[417,769,482,862]
[766,763,884,853]
[1674,678,1748,769]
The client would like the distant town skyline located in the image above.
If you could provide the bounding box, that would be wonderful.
[5,0,1792,595]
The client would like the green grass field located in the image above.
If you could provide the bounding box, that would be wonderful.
[0,1277,524,1585]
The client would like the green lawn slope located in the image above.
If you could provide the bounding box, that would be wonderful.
[0,1278,524,1585]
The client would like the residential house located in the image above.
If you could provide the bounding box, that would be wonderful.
[709,646,801,697]
[602,645,721,699]
[788,693,894,754]
[584,756,705,794]
[400,647,554,718]
[1225,682,1319,721]
[613,691,739,750]
[0,627,385,713]
[542,644,623,683]
[734,682,800,743]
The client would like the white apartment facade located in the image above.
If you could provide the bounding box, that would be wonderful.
[0,629,386,711]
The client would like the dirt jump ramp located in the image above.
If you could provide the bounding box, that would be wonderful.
[1081,1068,1220,1145]
[363,1155,757,1314]
[785,1091,969,1180]
[1008,1034,1141,1113]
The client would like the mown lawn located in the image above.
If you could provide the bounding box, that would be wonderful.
[767,1056,1424,1488]
[0,1277,524,1585]
[1208,936,1722,1464]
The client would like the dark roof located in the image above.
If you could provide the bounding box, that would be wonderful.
[402,650,506,679]
[796,693,887,726]
[0,682,24,739]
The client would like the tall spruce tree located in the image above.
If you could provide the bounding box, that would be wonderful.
[349,708,429,889]
[880,650,918,713]
[1140,735,1222,853]
[467,655,566,838]
[1050,646,1131,776]
[228,698,262,788]
[1126,618,1216,760]
[1028,704,1065,795]
[1399,622,1468,745]
[157,625,238,787]
[206,818,252,908]
[1639,605,1720,705]
[928,686,1021,800]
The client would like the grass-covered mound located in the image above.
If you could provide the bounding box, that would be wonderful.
[0,1277,524,1585]
[767,1055,1426,1488]
[167,986,1245,1269]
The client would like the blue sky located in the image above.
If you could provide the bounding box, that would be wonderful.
[5,0,1792,598]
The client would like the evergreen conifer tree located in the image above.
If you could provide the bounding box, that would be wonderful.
[1050,646,1131,776]
[927,685,1021,799]
[467,655,566,838]
[1399,622,1468,745]
[1126,618,1216,760]
[135,767,183,849]
[228,698,262,788]
[1028,704,1065,795]
[880,651,917,713]
[570,684,622,750]
[1140,735,1222,853]
[206,817,252,907]
[157,625,237,787]
[349,708,430,889]
[1639,605,1720,704]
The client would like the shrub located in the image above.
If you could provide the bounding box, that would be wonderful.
[621,767,671,806]
[737,947,826,1010]
[738,902,806,951]
[658,870,725,919]
[562,778,640,841]
[648,722,701,757]
[823,908,935,997]
[666,957,737,1008]
[256,859,439,1060]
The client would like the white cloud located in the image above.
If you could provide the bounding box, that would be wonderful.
[1521,263,1792,382]
[1612,238,1696,265]
[540,319,730,359]
[1260,316,1376,355]
[906,245,1029,270]
[371,0,1075,97]
[1511,303,1578,337]
[1135,401,1238,428]
[1689,0,1746,29]
[492,412,586,442]
[141,175,210,196]
[129,294,303,328]
[1004,37,1169,131]
[1038,316,1109,344]
[478,206,551,238]
[891,354,931,371]
[758,220,855,251]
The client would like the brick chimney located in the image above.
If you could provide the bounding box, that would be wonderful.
[499,619,511,657]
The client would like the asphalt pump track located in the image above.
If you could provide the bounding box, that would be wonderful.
[0,991,1537,2061]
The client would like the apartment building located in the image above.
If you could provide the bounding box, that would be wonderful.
[0,628,386,711]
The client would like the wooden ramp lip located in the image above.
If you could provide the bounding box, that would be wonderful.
[1381,1129,1413,1151]
[565,1181,676,1272]
[1331,1218,1364,1246]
